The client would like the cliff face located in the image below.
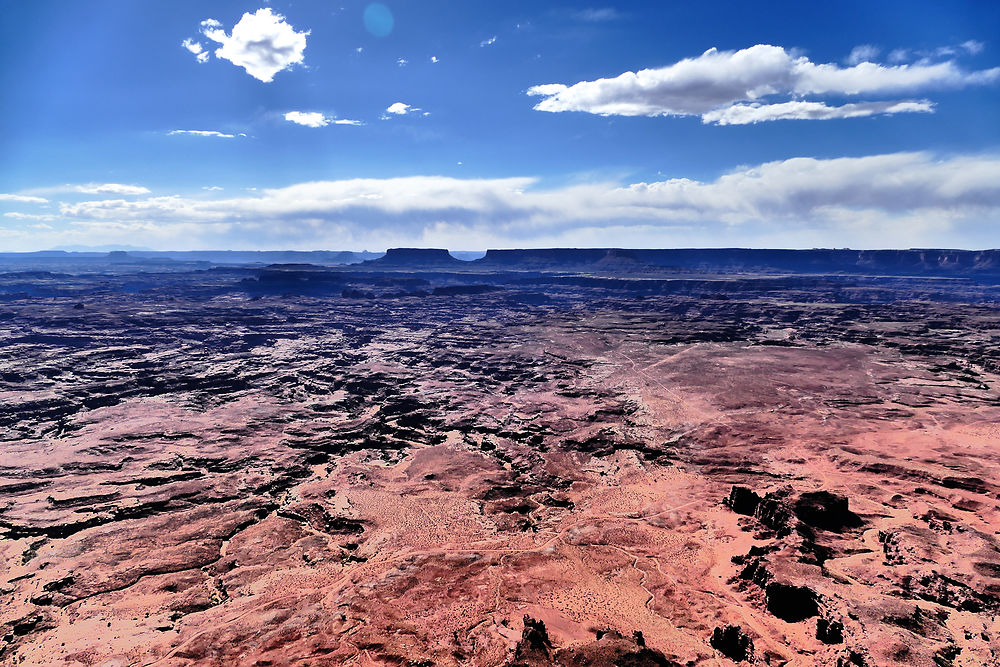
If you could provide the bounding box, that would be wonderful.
[475,248,1000,277]
[366,248,462,266]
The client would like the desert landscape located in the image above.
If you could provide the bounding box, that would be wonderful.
[1,248,999,666]
[5,0,1000,664]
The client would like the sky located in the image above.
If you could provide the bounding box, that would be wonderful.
[1,0,999,251]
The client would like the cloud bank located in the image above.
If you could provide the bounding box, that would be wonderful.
[528,44,1000,124]
[197,9,308,82]
[16,152,992,251]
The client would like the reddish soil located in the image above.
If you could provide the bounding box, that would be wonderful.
[1,266,999,666]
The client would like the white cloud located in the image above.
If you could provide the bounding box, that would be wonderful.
[397,58,408,67]
[962,40,985,55]
[792,59,995,95]
[48,152,1000,250]
[480,36,497,47]
[846,44,880,65]
[182,38,209,64]
[3,212,56,221]
[888,48,909,63]
[0,193,48,203]
[430,56,439,63]
[284,112,362,127]
[199,8,308,82]
[203,186,224,191]
[168,129,236,138]
[528,44,1000,123]
[284,111,329,127]
[886,41,985,64]
[702,99,934,125]
[385,102,413,115]
[74,183,151,195]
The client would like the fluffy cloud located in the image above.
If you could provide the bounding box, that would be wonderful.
[169,130,236,138]
[199,8,308,82]
[182,38,209,63]
[385,102,413,115]
[47,152,1000,250]
[284,111,329,128]
[74,183,150,195]
[793,59,996,95]
[528,44,1000,124]
[0,193,48,203]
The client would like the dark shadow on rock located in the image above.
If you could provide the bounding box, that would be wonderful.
[710,625,755,662]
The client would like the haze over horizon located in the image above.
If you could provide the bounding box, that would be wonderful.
[2,0,999,251]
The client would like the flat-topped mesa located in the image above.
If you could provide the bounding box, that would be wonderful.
[474,248,1000,277]
[367,248,462,266]
[477,248,619,267]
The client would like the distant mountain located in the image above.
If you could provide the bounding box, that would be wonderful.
[474,248,1000,277]
[0,249,382,272]
[127,250,381,265]
[8,250,380,265]
[50,244,154,252]
[6,248,999,279]
[363,248,464,267]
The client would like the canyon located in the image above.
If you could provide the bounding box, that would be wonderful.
[1,248,999,666]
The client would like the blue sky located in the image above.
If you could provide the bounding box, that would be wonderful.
[1,0,998,250]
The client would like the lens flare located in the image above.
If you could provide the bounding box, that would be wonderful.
[363,3,393,37]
